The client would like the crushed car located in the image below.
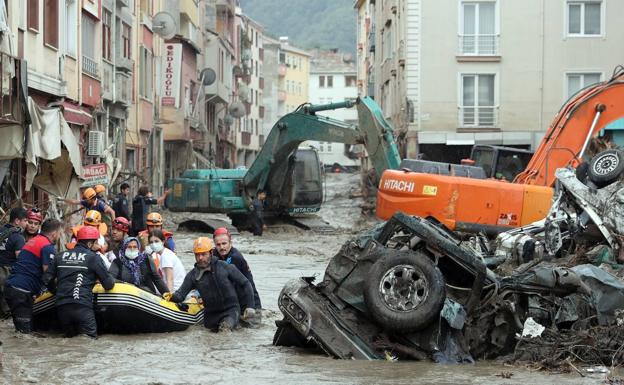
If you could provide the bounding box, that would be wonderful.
[273,148,624,366]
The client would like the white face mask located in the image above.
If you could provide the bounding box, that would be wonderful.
[150,241,164,253]
[126,249,139,260]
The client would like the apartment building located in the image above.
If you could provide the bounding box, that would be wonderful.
[261,35,280,139]
[277,37,310,118]
[356,0,624,162]
[308,49,360,169]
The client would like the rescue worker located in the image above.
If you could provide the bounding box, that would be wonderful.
[67,210,107,249]
[109,237,168,295]
[0,207,28,318]
[131,186,169,235]
[249,190,266,236]
[24,209,43,242]
[43,226,115,338]
[4,219,62,333]
[147,229,186,291]
[110,217,130,255]
[213,227,261,309]
[112,183,131,220]
[138,212,175,252]
[164,237,255,332]
[60,187,116,221]
[94,184,106,200]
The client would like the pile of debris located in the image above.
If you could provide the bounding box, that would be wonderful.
[274,149,624,371]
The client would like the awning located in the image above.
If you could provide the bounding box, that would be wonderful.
[62,102,92,126]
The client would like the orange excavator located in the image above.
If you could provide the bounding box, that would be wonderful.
[376,66,624,234]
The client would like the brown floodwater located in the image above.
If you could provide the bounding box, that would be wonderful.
[0,174,611,384]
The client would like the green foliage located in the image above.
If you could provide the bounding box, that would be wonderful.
[240,0,356,54]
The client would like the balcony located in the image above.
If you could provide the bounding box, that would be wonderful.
[458,34,500,57]
[115,72,132,105]
[458,105,499,128]
[0,53,25,124]
[278,64,287,77]
[117,56,134,73]
[204,79,229,104]
[278,89,287,102]
[102,61,114,101]
[82,56,99,78]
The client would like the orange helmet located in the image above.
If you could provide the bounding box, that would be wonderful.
[94,184,106,195]
[84,210,102,226]
[193,237,214,254]
[83,187,97,201]
[146,212,163,226]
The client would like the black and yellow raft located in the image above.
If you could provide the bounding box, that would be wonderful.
[33,283,203,334]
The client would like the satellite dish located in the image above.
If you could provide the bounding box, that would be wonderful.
[152,12,177,40]
[224,114,234,126]
[229,101,246,118]
[200,68,217,86]
[237,83,249,101]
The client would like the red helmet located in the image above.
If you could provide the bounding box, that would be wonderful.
[112,217,130,233]
[77,226,100,241]
[27,209,43,223]
[213,227,231,239]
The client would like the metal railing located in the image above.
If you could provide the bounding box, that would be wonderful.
[458,34,499,56]
[458,106,499,127]
[82,55,99,77]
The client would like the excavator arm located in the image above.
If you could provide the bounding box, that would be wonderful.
[242,97,401,203]
[516,66,624,186]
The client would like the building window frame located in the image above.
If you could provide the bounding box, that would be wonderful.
[139,45,154,99]
[122,22,132,59]
[458,72,499,128]
[565,0,604,37]
[564,71,603,99]
[65,0,78,57]
[102,9,112,62]
[44,0,59,49]
[458,0,499,56]
[27,0,39,32]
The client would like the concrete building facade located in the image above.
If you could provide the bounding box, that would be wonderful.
[277,37,310,118]
[356,0,624,162]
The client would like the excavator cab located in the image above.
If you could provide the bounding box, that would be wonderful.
[470,145,533,181]
[289,148,324,212]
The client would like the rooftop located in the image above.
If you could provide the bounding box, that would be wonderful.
[310,49,356,73]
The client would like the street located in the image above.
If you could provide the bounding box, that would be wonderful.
[0,174,608,384]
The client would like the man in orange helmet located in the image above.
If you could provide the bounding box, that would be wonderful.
[66,210,108,250]
[60,187,116,221]
[164,237,255,332]
[138,212,175,252]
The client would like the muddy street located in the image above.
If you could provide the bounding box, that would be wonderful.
[0,174,608,384]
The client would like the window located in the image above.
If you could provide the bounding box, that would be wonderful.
[327,76,333,88]
[460,1,497,55]
[27,0,39,31]
[122,23,131,59]
[139,46,153,98]
[567,1,602,36]
[255,90,258,106]
[567,72,601,98]
[102,9,112,61]
[460,74,496,127]
[327,142,332,152]
[279,52,286,63]
[82,14,98,76]
[319,143,324,152]
[345,75,357,87]
[65,0,77,55]
[382,24,393,60]
[44,0,59,48]
[126,148,136,171]
[140,0,153,16]
[319,75,325,87]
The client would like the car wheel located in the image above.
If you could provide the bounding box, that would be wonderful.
[364,249,445,333]
[588,149,624,187]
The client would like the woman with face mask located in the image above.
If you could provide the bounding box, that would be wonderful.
[147,229,186,291]
[108,237,168,295]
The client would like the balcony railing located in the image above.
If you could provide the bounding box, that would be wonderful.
[458,105,499,127]
[458,34,499,56]
[82,55,99,78]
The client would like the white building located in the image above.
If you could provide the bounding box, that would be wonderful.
[308,50,360,169]
[355,0,624,163]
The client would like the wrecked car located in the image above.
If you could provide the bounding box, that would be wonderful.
[274,148,624,364]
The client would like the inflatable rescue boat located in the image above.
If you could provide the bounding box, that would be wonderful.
[33,283,203,334]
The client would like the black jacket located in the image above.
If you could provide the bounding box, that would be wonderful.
[113,193,130,219]
[109,255,168,295]
[44,244,115,308]
[214,247,261,309]
[171,255,254,328]
[131,195,157,232]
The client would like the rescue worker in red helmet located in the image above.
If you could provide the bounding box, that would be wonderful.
[44,225,115,338]
[110,217,130,255]
[212,227,261,309]
[164,237,255,332]
[138,212,175,252]
[24,208,43,242]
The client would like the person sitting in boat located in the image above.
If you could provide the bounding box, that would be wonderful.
[138,212,175,252]
[110,217,130,255]
[109,237,168,295]
[43,226,115,338]
[24,208,43,242]
[59,187,116,221]
[212,227,261,309]
[146,229,186,292]
[164,237,256,332]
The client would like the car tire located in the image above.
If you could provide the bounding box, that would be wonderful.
[364,249,445,333]
[588,149,624,187]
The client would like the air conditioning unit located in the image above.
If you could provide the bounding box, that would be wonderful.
[88,131,105,156]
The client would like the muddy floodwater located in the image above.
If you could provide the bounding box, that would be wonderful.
[0,174,611,384]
